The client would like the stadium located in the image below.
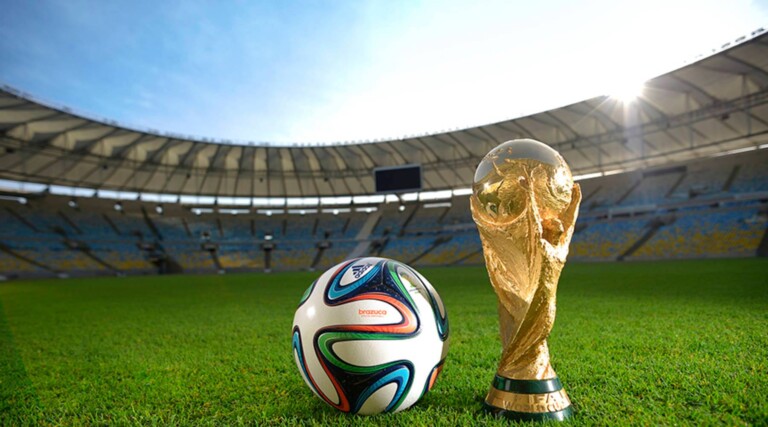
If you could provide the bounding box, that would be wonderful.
[1,14,767,427]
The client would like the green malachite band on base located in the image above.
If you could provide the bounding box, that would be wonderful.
[484,401,574,422]
[492,375,563,394]
[485,376,573,422]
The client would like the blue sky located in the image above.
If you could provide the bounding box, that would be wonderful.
[1,0,767,144]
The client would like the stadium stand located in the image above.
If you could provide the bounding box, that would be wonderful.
[440,198,473,226]
[669,164,731,200]
[371,205,414,236]
[316,215,349,238]
[218,242,265,270]
[108,213,154,238]
[66,211,120,238]
[255,217,285,239]
[0,29,767,279]
[380,236,436,264]
[619,168,684,207]
[185,218,219,240]
[418,232,482,266]
[0,145,765,279]
[456,251,485,266]
[405,206,450,235]
[218,217,252,239]
[0,208,38,236]
[342,215,367,239]
[0,250,42,275]
[284,216,315,239]
[580,172,639,209]
[164,242,217,272]
[318,240,359,270]
[731,159,768,193]
[570,219,649,261]
[631,206,766,259]
[88,241,153,272]
[271,241,316,271]
[152,216,191,240]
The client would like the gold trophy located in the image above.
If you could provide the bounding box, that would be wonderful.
[471,139,581,421]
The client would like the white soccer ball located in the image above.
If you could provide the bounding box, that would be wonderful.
[292,257,449,415]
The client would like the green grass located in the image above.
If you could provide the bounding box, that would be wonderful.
[1,258,767,425]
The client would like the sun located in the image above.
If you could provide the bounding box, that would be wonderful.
[612,81,646,103]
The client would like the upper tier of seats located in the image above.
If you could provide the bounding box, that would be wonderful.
[580,148,768,209]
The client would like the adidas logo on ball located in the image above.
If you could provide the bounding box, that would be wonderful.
[351,263,372,278]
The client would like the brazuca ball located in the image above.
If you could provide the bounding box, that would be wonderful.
[292,257,449,415]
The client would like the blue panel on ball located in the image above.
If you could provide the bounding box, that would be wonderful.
[352,363,413,414]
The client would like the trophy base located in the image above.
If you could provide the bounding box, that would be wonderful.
[484,375,573,422]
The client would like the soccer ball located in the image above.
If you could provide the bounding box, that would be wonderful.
[291,257,449,415]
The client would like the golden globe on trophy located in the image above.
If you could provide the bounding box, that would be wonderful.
[471,139,581,421]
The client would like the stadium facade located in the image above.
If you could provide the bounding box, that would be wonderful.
[0,29,766,279]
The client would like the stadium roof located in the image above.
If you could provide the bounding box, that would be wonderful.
[1,29,767,199]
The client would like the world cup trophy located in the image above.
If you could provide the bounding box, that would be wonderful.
[471,139,581,421]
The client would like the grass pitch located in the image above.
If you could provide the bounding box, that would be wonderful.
[1,258,767,426]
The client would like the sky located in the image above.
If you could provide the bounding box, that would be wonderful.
[1,0,767,145]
